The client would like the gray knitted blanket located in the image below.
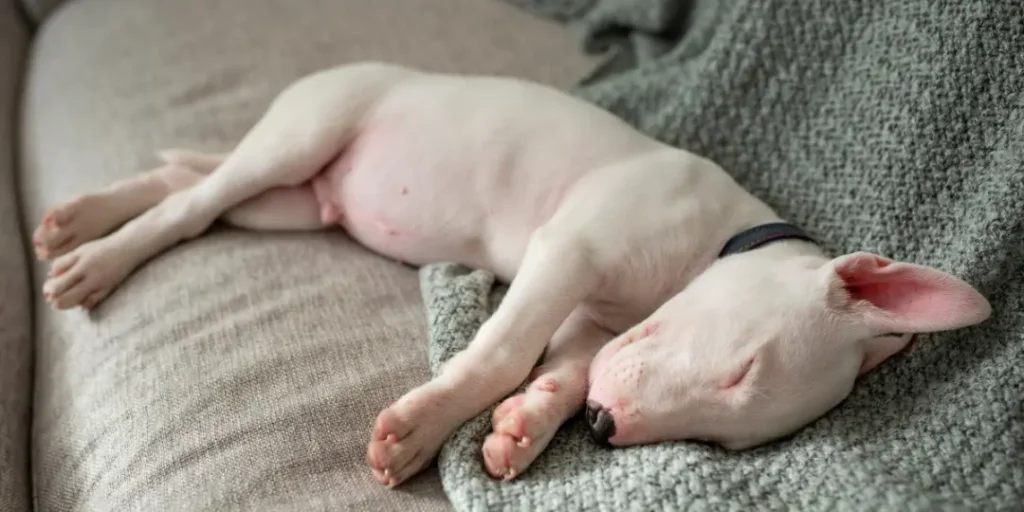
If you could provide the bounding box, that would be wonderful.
[420,0,1024,510]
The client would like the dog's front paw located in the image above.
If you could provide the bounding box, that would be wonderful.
[366,383,459,487]
[482,376,572,481]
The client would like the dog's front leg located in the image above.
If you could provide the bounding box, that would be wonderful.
[366,226,601,487]
[481,308,612,480]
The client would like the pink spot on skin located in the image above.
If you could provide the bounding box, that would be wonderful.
[494,394,525,420]
[641,322,659,337]
[400,187,409,195]
[375,220,402,237]
[500,414,526,438]
[504,395,525,409]
[535,378,558,393]
[622,322,659,346]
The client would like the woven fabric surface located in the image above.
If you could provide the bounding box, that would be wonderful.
[421,0,1024,510]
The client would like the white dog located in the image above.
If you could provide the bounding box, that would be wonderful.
[32,63,991,487]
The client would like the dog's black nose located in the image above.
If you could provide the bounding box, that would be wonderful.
[586,400,615,445]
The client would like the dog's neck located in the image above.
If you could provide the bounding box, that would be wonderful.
[718,222,817,259]
[704,221,828,281]
[717,224,827,265]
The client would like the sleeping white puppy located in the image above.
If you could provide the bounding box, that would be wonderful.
[32,62,991,487]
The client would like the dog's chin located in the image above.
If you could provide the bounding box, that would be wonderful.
[711,427,806,451]
[612,423,779,451]
[605,423,687,448]
[714,437,760,451]
[604,433,643,447]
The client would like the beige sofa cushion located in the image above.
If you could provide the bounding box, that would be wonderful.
[0,2,31,511]
[18,0,597,510]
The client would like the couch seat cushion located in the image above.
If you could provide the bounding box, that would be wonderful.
[19,0,597,510]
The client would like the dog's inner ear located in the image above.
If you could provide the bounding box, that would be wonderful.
[824,252,991,335]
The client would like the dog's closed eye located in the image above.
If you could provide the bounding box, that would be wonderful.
[720,356,756,390]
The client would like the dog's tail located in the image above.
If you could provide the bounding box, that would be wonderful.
[156,148,228,174]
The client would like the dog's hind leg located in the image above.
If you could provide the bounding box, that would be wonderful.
[160,149,329,232]
[40,63,411,310]
[32,150,228,260]
[33,148,329,260]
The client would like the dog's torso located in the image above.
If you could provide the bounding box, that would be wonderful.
[315,68,780,332]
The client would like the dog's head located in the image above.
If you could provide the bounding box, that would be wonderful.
[585,251,991,449]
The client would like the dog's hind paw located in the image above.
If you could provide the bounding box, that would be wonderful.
[34,195,97,260]
[42,239,128,310]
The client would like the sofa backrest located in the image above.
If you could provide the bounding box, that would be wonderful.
[0,2,33,511]
[20,0,65,23]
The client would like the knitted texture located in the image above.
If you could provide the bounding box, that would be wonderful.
[420,0,1024,509]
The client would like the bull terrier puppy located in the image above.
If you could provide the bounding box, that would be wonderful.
[32,62,991,487]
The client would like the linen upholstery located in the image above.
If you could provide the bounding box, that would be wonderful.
[18,1,597,509]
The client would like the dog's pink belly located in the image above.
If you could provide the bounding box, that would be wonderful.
[334,164,487,270]
[318,123,575,279]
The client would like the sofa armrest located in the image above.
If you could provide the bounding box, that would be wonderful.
[0,2,32,512]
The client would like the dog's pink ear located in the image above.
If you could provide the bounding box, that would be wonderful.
[823,252,991,335]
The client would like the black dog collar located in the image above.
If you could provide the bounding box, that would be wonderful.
[718,222,816,258]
